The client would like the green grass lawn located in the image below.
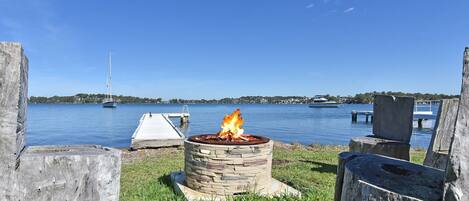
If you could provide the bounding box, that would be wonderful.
[120,144,426,201]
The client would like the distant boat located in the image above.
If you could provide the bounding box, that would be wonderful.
[103,52,117,108]
[309,97,341,108]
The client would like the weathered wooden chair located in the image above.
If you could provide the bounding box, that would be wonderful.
[349,95,414,160]
[334,47,469,201]
[0,42,121,200]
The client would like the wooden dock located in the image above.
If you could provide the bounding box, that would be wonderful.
[351,110,436,128]
[351,111,374,123]
[130,112,189,149]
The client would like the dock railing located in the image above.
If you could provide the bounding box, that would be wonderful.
[414,100,435,115]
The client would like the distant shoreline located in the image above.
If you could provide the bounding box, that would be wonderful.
[28,92,458,105]
[27,102,371,105]
[28,102,376,105]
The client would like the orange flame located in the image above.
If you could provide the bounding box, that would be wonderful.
[217,109,249,141]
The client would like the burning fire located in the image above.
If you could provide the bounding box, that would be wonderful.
[217,109,251,141]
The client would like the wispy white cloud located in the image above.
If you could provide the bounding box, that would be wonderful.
[343,7,355,13]
[306,3,315,9]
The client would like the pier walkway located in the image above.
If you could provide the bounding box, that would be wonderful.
[130,112,189,149]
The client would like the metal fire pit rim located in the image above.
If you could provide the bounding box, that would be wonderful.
[187,134,271,146]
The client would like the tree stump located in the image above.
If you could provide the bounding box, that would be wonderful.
[349,136,410,161]
[340,153,444,201]
[335,152,363,201]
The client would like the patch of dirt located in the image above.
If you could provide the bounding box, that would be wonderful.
[121,146,183,164]
[272,159,292,166]
[307,144,348,151]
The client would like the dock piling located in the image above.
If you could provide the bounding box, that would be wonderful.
[351,111,358,122]
[180,115,189,125]
[351,111,373,124]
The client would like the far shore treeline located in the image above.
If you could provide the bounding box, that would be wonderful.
[28,92,458,104]
[29,93,162,104]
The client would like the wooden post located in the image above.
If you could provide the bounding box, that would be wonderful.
[423,99,458,170]
[351,111,357,123]
[180,115,189,125]
[0,42,27,200]
[444,47,469,201]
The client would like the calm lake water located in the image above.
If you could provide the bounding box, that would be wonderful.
[27,104,435,148]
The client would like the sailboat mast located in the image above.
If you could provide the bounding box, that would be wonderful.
[108,52,112,100]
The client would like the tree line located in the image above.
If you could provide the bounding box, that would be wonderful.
[29,92,459,104]
[344,91,458,104]
[29,93,162,104]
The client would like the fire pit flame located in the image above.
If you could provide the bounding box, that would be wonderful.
[217,108,249,141]
[188,108,268,145]
[217,108,260,142]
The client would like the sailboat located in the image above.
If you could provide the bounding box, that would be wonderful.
[103,52,117,108]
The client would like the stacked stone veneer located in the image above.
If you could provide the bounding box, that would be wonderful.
[184,138,273,195]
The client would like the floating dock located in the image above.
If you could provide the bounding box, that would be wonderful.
[131,112,189,149]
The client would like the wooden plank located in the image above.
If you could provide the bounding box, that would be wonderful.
[444,48,469,201]
[423,99,458,170]
[0,42,27,200]
[373,95,414,143]
[0,42,27,159]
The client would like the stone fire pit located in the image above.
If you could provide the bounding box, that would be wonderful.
[170,109,300,200]
[185,134,272,195]
[170,134,300,200]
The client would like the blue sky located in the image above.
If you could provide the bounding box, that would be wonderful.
[1,0,468,99]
